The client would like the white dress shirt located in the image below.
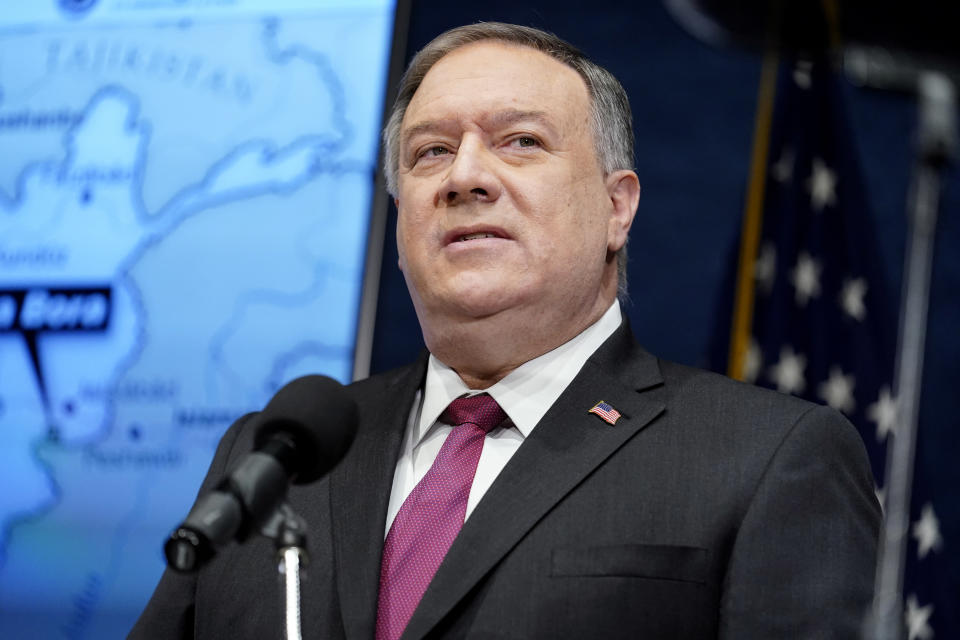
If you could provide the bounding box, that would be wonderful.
[384,301,622,535]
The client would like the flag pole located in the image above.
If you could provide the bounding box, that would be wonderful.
[727,49,778,380]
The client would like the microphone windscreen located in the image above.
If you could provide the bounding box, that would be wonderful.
[254,375,358,484]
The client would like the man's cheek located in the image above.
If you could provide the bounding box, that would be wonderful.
[396,235,408,272]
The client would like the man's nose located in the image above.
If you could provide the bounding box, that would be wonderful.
[438,137,501,205]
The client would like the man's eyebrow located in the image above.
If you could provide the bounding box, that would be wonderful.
[401,110,558,146]
[400,119,451,147]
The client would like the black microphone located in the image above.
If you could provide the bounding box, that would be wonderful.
[164,375,358,573]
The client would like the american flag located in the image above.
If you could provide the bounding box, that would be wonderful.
[588,401,621,425]
[711,55,956,638]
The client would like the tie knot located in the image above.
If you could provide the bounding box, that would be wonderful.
[440,393,507,434]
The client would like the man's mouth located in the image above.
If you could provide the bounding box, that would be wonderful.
[457,232,499,242]
[444,227,510,245]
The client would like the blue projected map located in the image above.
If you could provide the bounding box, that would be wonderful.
[0,1,394,636]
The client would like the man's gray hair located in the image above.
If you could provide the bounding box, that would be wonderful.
[382,22,635,298]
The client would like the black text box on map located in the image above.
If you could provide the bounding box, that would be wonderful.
[0,286,112,332]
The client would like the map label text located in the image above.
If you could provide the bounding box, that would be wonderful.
[0,287,111,332]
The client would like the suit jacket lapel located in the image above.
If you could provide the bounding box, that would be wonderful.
[402,323,665,640]
[331,354,427,640]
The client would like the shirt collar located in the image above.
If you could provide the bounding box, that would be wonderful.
[416,301,622,446]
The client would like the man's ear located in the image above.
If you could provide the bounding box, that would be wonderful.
[606,170,640,252]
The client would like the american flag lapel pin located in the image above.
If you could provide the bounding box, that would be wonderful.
[588,400,622,426]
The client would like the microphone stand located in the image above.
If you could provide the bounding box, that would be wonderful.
[261,503,310,640]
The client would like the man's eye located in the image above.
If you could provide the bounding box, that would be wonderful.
[419,146,450,158]
[513,136,539,148]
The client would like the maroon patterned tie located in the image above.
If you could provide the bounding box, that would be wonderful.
[375,394,507,640]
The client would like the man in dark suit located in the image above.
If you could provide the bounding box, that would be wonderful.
[131,22,880,639]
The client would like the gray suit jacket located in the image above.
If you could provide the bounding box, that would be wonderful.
[130,323,880,638]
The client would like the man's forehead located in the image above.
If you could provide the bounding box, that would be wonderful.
[402,40,590,130]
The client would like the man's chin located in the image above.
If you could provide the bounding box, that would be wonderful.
[423,283,527,321]
[449,293,518,320]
